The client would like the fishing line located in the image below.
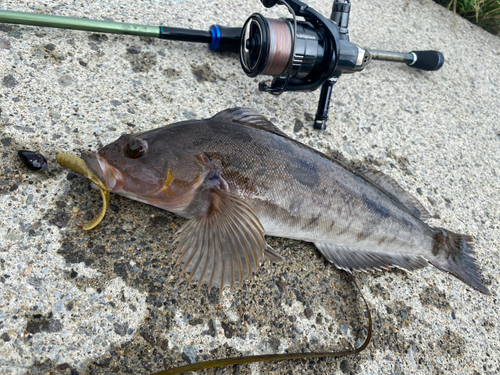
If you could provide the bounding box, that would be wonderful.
[154,274,372,374]
[262,18,291,77]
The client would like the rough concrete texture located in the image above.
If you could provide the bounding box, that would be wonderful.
[1,0,499,374]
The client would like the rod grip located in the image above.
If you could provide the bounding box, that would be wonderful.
[408,51,444,71]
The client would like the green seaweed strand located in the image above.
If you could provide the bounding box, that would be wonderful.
[155,275,372,374]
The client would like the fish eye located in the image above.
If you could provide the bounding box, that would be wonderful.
[125,139,147,159]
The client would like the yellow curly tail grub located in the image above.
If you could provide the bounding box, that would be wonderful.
[56,153,110,230]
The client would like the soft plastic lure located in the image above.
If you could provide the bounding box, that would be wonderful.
[56,153,110,230]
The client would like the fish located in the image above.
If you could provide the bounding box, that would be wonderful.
[68,108,489,294]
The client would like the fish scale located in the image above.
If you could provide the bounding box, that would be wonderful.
[213,132,430,253]
[77,107,488,294]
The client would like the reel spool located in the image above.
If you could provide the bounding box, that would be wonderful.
[240,14,325,80]
[239,2,341,94]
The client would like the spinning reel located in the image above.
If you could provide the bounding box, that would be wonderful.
[0,0,444,129]
[236,0,443,129]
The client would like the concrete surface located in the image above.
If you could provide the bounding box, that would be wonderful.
[1,0,499,374]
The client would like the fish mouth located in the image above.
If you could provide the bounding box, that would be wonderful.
[84,153,123,192]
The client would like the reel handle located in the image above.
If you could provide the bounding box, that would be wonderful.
[368,49,445,71]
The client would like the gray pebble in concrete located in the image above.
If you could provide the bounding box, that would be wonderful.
[181,345,198,364]
[0,38,11,49]
[3,74,18,88]
[57,74,74,87]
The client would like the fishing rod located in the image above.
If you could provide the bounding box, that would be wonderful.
[0,0,444,129]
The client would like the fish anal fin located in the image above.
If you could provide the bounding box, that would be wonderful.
[357,167,431,220]
[173,189,267,290]
[314,243,429,272]
[211,108,289,138]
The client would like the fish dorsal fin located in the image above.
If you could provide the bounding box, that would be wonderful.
[356,167,431,221]
[212,108,289,138]
[212,109,429,220]
[173,189,268,291]
[314,243,429,273]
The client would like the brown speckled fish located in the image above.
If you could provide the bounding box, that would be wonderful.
[81,108,489,294]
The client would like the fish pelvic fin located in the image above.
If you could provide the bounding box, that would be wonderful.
[429,228,490,295]
[264,244,285,263]
[314,243,429,273]
[173,189,268,291]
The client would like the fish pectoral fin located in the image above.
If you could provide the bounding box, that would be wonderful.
[212,108,289,138]
[173,189,267,291]
[264,244,285,262]
[356,167,431,221]
[314,243,429,272]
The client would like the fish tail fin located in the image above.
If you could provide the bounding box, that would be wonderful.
[430,228,490,295]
